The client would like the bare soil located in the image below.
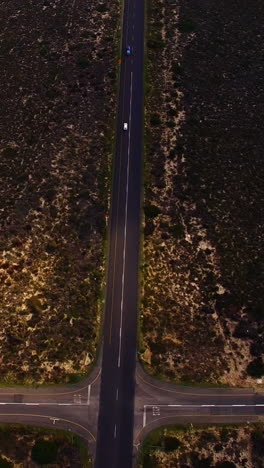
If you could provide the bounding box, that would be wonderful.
[0,424,89,467]
[141,0,264,386]
[0,0,119,384]
[140,423,264,468]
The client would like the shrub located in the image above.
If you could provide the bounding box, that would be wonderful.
[169,224,185,238]
[2,146,18,158]
[214,443,223,452]
[215,462,236,468]
[164,436,182,452]
[168,108,178,117]
[96,3,107,12]
[26,296,43,314]
[200,431,217,443]
[166,120,176,128]
[150,114,161,126]
[220,427,230,443]
[0,457,12,468]
[77,56,89,68]
[252,428,264,442]
[246,358,264,378]
[233,322,257,339]
[147,38,165,49]
[168,149,176,159]
[250,340,264,357]
[251,304,264,321]
[144,204,160,218]
[178,19,196,33]
[39,46,48,57]
[191,453,213,468]
[171,62,183,75]
[31,439,58,465]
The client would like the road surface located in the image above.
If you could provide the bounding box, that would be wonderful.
[0,0,263,467]
[95,0,145,466]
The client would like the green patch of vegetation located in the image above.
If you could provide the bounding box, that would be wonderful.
[0,457,12,468]
[1,146,18,158]
[144,204,161,218]
[0,424,91,467]
[178,19,196,33]
[150,113,161,126]
[140,424,264,468]
[169,223,185,238]
[96,3,107,12]
[67,372,87,384]
[251,304,264,321]
[166,120,176,128]
[77,56,89,68]
[168,148,176,160]
[46,88,60,100]
[147,38,165,49]
[246,357,264,378]
[39,46,49,57]
[168,107,178,117]
[164,435,183,452]
[31,439,58,465]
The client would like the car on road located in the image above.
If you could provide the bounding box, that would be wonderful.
[125,46,132,56]
[123,122,128,130]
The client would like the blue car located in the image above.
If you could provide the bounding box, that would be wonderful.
[125,46,132,56]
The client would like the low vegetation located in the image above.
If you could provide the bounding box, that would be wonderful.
[0,0,119,383]
[0,424,90,467]
[141,0,264,387]
[139,424,264,467]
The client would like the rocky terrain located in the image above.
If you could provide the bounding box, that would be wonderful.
[140,423,264,468]
[0,424,89,467]
[0,0,119,383]
[141,0,264,386]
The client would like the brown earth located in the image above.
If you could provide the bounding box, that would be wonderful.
[140,423,264,468]
[0,0,119,384]
[0,424,89,467]
[141,0,264,387]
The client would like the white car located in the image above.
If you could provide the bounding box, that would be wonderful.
[123,122,128,130]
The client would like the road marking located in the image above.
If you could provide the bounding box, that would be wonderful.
[50,417,60,425]
[143,406,146,427]
[146,404,264,408]
[87,385,91,406]
[116,388,119,401]
[152,406,160,416]
[73,394,82,405]
[118,70,133,368]
[114,424,117,438]
[109,55,127,344]
[0,402,86,406]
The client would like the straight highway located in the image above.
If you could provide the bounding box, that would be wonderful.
[0,0,263,467]
[95,0,145,466]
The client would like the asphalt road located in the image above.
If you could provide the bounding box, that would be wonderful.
[0,0,263,466]
[95,0,144,466]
